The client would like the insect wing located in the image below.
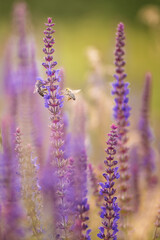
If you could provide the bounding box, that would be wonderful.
[71,89,81,94]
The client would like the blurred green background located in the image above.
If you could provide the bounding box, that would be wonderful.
[0,3,160,239]
[1,0,160,136]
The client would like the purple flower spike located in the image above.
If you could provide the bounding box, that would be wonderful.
[40,18,63,111]
[113,23,131,125]
[1,120,24,240]
[40,18,72,239]
[139,72,157,187]
[98,124,120,240]
[112,23,132,227]
[40,17,65,167]
[71,101,91,240]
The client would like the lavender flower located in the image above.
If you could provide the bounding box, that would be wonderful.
[5,2,41,148]
[15,127,43,238]
[39,17,73,239]
[40,162,58,239]
[3,40,14,96]
[112,23,132,225]
[13,2,28,64]
[139,72,156,187]
[40,17,63,112]
[30,42,45,166]
[112,22,131,125]
[97,124,120,240]
[71,101,91,240]
[1,120,24,240]
[13,2,29,94]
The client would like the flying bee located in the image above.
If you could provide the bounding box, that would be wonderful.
[63,88,81,101]
[33,80,47,97]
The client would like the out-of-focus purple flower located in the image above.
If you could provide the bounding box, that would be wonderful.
[3,2,44,159]
[3,40,14,96]
[112,23,132,224]
[62,113,71,159]
[138,73,153,139]
[98,124,120,240]
[15,127,44,237]
[13,2,30,93]
[1,120,24,240]
[40,161,58,238]
[71,101,91,240]
[138,72,157,187]
[29,42,45,166]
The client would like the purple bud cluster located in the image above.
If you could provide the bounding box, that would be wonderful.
[40,18,65,167]
[72,132,91,240]
[40,18,63,111]
[98,124,120,240]
[139,73,156,187]
[112,22,131,125]
[112,23,131,219]
[1,121,24,240]
[69,102,91,240]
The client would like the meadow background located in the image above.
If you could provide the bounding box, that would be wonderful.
[1,0,160,239]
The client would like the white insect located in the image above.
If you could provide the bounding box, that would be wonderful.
[63,88,81,101]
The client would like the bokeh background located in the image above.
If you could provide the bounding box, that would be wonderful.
[1,0,160,140]
[1,2,160,239]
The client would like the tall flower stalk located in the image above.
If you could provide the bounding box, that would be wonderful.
[39,17,71,239]
[139,73,156,187]
[15,128,43,239]
[30,43,45,166]
[71,101,91,240]
[97,124,120,240]
[5,2,42,150]
[13,2,30,131]
[1,120,24,240]
[112,22,131,233]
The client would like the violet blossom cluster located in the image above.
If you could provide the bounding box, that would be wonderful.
[139,73,156,187]
[15,127,44,238]
[71,102,91,240]
[98,124,120,240]
[1,120,24,240]
[39,17,76,240]
[39,17,63,111]
[112,23,131,223]
[112,22,131,127]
